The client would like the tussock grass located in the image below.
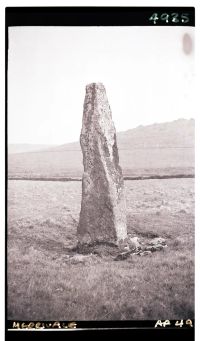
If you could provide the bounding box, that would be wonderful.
[7,179,194,320]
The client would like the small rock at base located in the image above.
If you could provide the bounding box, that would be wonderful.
[148,237,166,246]
[139,251,152,256]
[129,237,140,249]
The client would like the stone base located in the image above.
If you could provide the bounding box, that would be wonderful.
[75,235,167,259]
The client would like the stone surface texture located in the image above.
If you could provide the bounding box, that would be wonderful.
[77,83,127,246]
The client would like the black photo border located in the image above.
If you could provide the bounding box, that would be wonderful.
[5,6,195,341]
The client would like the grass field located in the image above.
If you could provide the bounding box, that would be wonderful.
[8,149,194,179]
[8,118,195,179]
[7,178,194,320]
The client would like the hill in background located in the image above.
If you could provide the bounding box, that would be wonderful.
[8,144,56,154]
[8,118,195,179]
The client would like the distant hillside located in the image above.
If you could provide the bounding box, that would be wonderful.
[117,118,194,149]
[8,144,56,154]
[8,119,195,179]
[49,118,194,152]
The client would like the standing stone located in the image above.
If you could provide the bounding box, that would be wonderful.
[77,83,127,247]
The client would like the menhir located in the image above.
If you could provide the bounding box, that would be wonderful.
[77,83,127,248]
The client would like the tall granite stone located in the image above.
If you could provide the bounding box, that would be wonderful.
[77,83,127,246]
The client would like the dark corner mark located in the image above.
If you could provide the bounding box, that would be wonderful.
[5,326,194,341]
[5,7,195,27]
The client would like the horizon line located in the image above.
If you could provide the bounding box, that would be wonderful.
[8,117,195,146]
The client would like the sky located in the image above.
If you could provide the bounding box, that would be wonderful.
[8,26,194,145]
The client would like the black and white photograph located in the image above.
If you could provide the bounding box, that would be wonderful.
[6,7,195,332]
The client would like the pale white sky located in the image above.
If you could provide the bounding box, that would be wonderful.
[8,26,194,145]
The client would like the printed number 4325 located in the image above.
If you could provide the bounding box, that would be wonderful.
[149,13,190,24]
